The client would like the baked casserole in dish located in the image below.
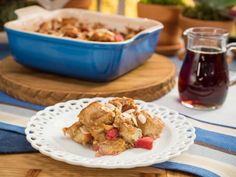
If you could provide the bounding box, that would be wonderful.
[5,6,163,81]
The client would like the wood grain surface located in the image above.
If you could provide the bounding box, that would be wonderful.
[0,153,196,177]
[0,54,175,106]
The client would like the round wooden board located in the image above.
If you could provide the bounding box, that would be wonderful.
[0,54,176,106]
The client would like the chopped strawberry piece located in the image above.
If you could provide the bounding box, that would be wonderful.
[106,128,119,140]
[81,27,89,32]
[92,144,99,151]
[134,137,153,150]
[114,34,124,42]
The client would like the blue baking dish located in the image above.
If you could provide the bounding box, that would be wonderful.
[5,6,163,82]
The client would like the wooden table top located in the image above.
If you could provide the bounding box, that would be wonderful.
[0,153,196,177]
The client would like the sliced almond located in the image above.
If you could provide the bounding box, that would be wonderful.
[131,116,138,127]
[124,109,135,114]
[146,111,154,118]
[138,114,146,124]
[121,112,132,119]
[101,103,116,113]
[132,128,142,141]
[111,112,115,118]
[80,126,90,134]
[113,123,119,128]
[101,105,111,112]
[105,103,116,111]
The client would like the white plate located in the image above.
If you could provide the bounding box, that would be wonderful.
[25,98,195,169]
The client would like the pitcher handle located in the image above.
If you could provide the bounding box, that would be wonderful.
[227,43,236,51]
[227,42,236,86]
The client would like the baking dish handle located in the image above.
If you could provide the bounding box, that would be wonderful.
[15,6,49,19]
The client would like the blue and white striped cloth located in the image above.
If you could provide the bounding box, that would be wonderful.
[0,85,236,177]
[0,45,236,176]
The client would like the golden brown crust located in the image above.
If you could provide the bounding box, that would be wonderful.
[109,97,138,112]
[35,18,142,42]
[79,102,114,127]
[63,97,165,156]
[137,110,164,139]
[95,138,127,157]
[63,121,92,145]
[119,122,142,144]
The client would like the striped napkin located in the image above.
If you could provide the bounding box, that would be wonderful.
[0,88,236,177]
[0,45,235,176]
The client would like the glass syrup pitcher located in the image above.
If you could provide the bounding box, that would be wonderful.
[178,27,236,110]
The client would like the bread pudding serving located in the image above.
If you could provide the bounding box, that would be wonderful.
[63,97,164,156]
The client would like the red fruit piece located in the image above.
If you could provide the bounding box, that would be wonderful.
[134,137,154,150]
[114,34,124,42]
[106,128,119,140]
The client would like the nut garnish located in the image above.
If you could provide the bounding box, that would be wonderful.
[121,112,132,119]
[124,109,135,114]
[105,103,116,111]
[101,103,116,112]
[80,126,90,134]
[131,116,138,127]
[138,113,146,124]
[111,112,116,117]
[132,128,142,141]
[147,111,154,118]
[101,106,111,112]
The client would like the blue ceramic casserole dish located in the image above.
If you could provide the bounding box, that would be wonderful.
[5,6,163,82]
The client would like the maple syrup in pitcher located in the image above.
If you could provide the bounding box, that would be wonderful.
[179,46,229,109]
[178,27,235,110]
